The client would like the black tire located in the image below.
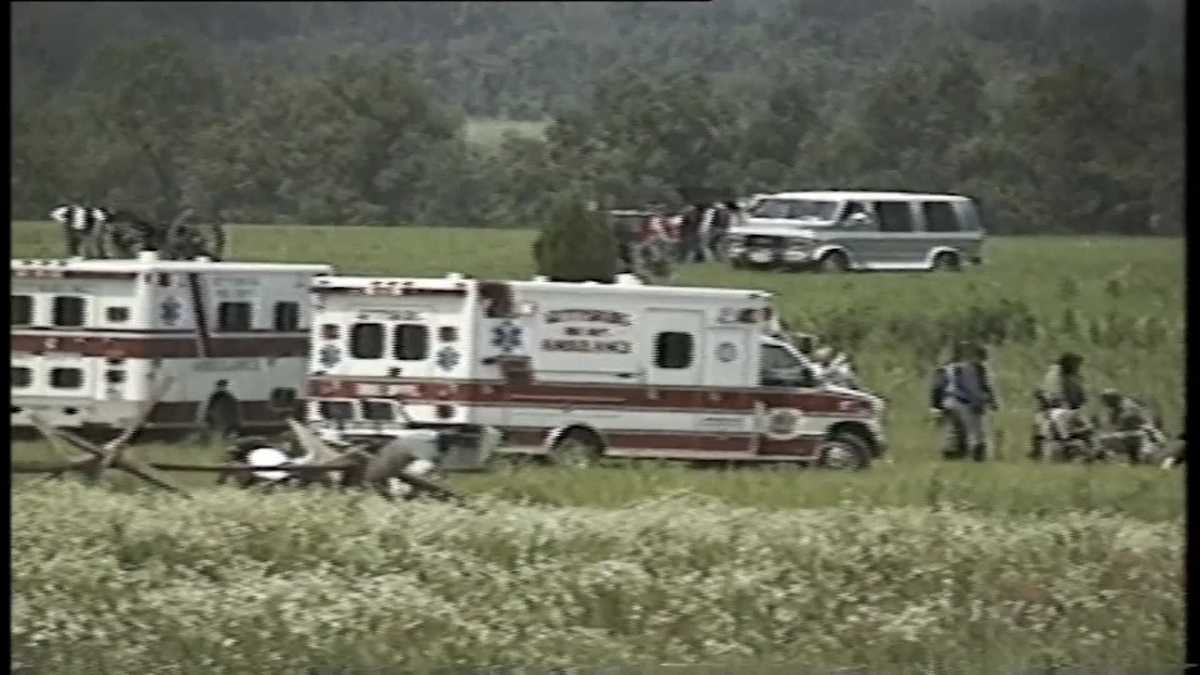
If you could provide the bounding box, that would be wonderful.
[819,251,850,273]
[817,430,872,470]
[931,251,961,272]
[204,395,241,443]
[550,428,603,468]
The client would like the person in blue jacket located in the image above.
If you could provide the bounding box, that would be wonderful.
[931,341,998,461]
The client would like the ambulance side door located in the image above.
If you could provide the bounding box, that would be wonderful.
[643,309,704,449]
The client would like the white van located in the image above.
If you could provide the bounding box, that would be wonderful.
[727,191,985,272]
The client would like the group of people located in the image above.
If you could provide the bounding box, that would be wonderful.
[616,201,748,282]
[930,342,1183,467]
[48,203,226,261]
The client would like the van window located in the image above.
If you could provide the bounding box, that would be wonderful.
[12,295,32,326]
[50,367,83,389]
[218,302,253,331]
[53,296,86,327]
[753,199,839,221]
[274,301,301,332]
[923,202,961,232]
[350,323,385,359]
[959,201,983,231]
[12,367,32,389]
[655,332,693,369]
[392,324,429,361]
[877,202,915,233]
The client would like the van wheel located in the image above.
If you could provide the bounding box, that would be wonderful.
[818,430,872,470]
[550,429,603,468]
[819,251,850,273]
[931,251,961,272]
[204,395,241,443]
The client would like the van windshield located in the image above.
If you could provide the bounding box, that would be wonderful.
[751,199,839,221]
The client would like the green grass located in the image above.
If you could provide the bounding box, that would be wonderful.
[464,117,549,150]
[10,222,1186,673]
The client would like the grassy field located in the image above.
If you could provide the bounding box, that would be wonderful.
[10,223,1186,673]
[464,117,549,149]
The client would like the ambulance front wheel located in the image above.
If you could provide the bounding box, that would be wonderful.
[550,428,603,469]
[817,429,871,470]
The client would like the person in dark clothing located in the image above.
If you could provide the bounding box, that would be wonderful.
[706,201,736,261]
[678,204,705,263]
[930,341,998,461]
[1031,352,1088,460]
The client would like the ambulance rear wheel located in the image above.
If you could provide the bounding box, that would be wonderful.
[550,429,602,469]
[818,430,871,470]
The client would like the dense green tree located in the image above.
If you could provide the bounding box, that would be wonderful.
[534,193,619,283]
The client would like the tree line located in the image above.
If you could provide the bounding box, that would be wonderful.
[10,0,1183,234]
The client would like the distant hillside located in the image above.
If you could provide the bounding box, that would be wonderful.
[10,1,1183,234]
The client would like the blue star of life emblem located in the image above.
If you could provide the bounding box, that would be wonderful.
[436,346,461,371]
[160,297,182,326]
[491,320,523,354]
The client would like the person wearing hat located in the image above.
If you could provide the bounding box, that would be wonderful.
[1095,389,1166,464]
[1031,352,1089,460]
[930,341,997,461]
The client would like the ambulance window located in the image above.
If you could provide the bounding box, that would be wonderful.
[12,295,32,326]
[392,324,429,361]
[269,387,296,408]
[654,332,694,369]
[318,400,354,421]
[362,399,395,421]
[350,323,385,359]
[53,296,86,327]
[12,367,32,389]
[274,301,301,331]
[761,344,801,371]
[218,302,253,331]
[50,367,83,389]
[105,306,131,323]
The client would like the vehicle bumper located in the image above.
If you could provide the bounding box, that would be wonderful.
[729,247,818,269]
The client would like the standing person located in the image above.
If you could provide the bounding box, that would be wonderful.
[706,201,732,262]
[678,203,704,263]
[50,203,111,258]
[1031,352,1088,461]
[930,341,998,461]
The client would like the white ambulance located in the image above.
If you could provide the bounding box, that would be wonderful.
[11,252,333,435]
[305,273,888,469]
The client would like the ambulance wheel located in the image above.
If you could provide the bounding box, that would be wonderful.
[819,251,850,273]
[818,430,871,470]
[204,394,241,443]
[550,429,603,469]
